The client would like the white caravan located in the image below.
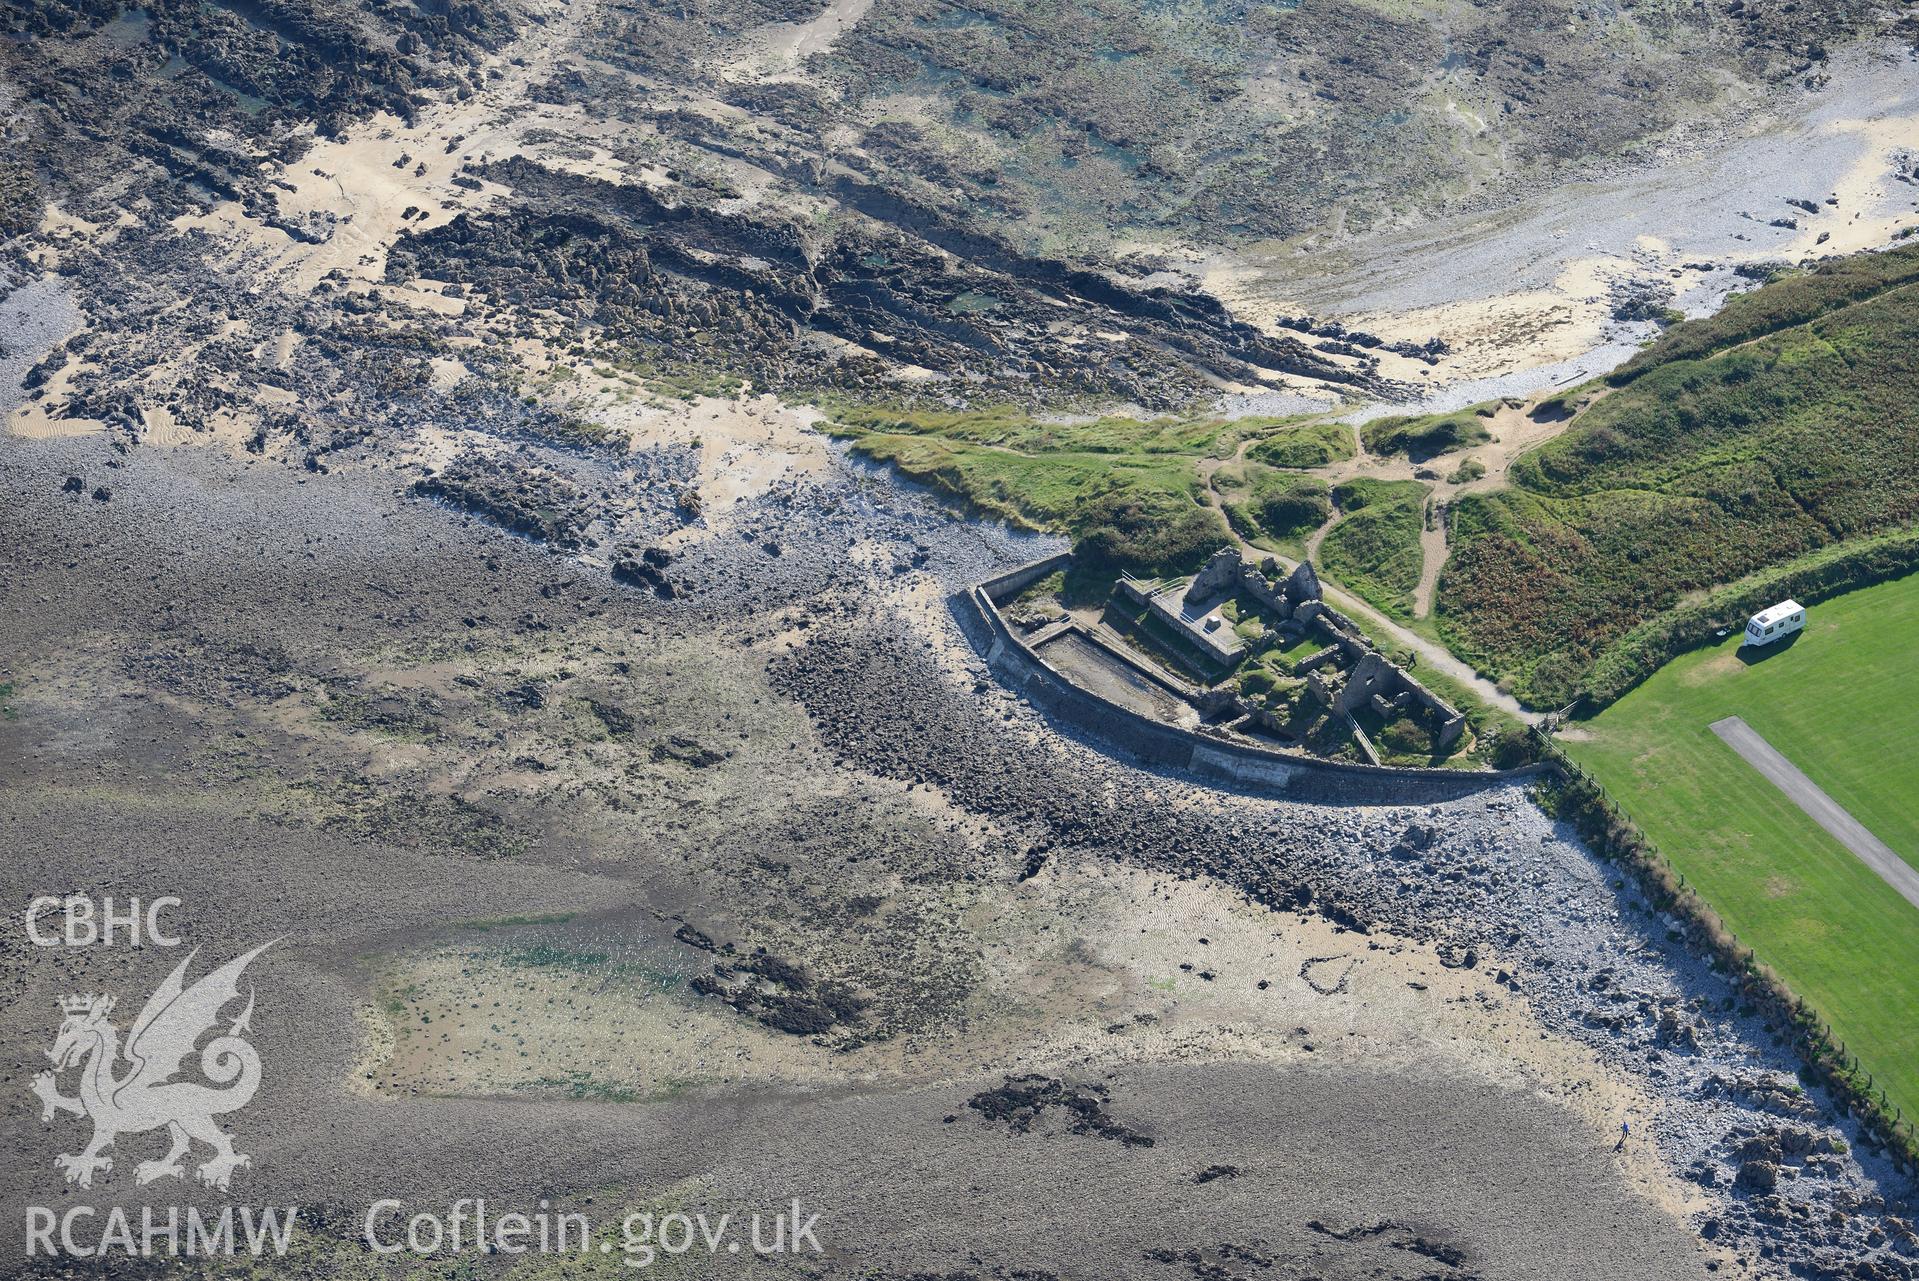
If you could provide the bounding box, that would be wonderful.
[1742,600,1805,647]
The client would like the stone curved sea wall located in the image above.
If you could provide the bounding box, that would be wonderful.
[957,556,1549,805]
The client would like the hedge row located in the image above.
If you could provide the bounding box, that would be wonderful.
[1581,527,1919,710]
[1440,271,1919,709]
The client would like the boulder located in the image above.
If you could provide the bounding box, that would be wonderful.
[1736,1159,1779,1193]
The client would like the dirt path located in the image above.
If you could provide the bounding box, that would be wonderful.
[1202,413,1543,722]
[1322,580,1540,724]
[1709,716,1919,911]
[1208,498,1539,724]
[1413,502,1450,620]
[1302,508,1340,562]
[1390,396,1588,622]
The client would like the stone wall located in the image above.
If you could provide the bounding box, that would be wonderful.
[1062,623,1201,701]
[1185,546,1243,604]
[1302,595,1466,749]
[978,551,1075,606]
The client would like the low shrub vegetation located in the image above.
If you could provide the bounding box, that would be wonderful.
[827,403,1236,575]
[1611,243,1919,382]
[1214,463,1330,556]
[1447,457,1486,484]
[1245,421,1355,468]
[824,403,1373,575]
[824,401,1246,458]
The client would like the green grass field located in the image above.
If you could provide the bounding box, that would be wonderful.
[1567,572,1919,1121]
[1214,461,1330,558]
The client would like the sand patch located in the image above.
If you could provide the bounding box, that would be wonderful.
[362,938,838,1101]
[168,116,517,292]
[1776,106,1919,259]
[353,853,1710,1231]
[428,356,471,392]
[370,281,469,318]
[1,276,92,432]
[1201,245,1637,390]
[1352,256,1619,385]
[509,344,833,540]
[1460,401,1557,476]
[37,203,103,244]
[164,0,609,294]
[136,402,196,447]
[686,396,833,518]
[8,357,105,439]
[725,0,876,80]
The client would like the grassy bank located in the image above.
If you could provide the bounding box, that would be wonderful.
[1610,244,1919,381]
[1214,462,1330,558]
[824,403,1336,575]
[1319,478,1428,623]
[1246,421,1355,468]
[1360,402,1494,461]
[1438,246,1919,708]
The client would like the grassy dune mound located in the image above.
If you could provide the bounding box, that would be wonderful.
[1320,478,1429,621]
[826,405,1354,574]
[1246,421,1355,469]
[1360,404,1495,462]
[1214,463,1330,557]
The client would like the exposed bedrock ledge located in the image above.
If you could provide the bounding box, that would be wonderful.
[405,157,1400,403]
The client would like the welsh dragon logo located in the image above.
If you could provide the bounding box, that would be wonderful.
[32,943,273,1191]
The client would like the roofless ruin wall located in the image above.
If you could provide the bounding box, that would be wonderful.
[958,556,1548,805]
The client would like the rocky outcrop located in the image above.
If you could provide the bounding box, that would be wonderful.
[690,950,867,1038]
[965,1075,1154,1147]
[412,453,590,550]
